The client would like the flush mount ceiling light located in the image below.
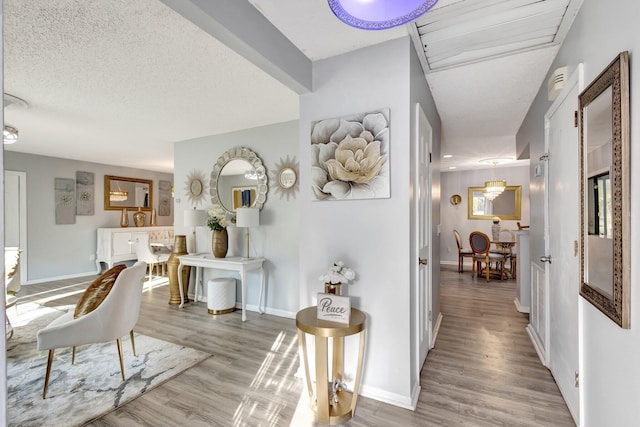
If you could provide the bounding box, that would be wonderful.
[3,93,29,145]
[3,125,19,144]
[328,0,439,30]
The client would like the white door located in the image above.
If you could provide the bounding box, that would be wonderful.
[4,171,28,280]
[415,104,432,370]
[543,65,582,424]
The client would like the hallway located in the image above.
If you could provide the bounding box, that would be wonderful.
[418,266,574,426]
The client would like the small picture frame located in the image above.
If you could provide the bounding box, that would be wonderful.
[317,293,351,324]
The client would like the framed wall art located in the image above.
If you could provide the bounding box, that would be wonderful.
[311,109,390,201]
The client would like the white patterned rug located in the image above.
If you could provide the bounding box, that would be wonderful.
[6,303,210,426]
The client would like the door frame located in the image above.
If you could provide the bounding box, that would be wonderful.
[5,171,28,281]
[543,64,583,425]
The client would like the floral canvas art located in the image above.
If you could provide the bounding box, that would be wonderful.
[311,109,390,200]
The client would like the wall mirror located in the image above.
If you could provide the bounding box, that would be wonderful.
[104,175,153,210]
[210,146,268,216]
[468,186,521,220]
[579,51,630,328]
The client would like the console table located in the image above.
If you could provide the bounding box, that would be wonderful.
[177,255,265,321]
[96,226,173,272]
[296,306,366,425]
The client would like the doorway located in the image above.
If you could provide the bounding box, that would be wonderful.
[543,65,583,424]
[5,171,27,281]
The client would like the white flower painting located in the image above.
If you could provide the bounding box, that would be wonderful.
[311,109,390,200]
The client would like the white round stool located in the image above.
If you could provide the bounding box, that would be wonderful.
[207,278,236,314]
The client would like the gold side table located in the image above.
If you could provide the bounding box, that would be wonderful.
[296,306,366,425]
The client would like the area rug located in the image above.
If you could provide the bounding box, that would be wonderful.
[6,303,211,426]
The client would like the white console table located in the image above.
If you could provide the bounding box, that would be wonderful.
[177,255,265,321]
[96,226,173,272]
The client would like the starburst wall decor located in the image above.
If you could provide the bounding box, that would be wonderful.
[270,155,299,201]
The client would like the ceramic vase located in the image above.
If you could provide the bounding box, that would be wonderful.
[212,229,228,258]
[324,283,342,295]
[133,207,146,227]
[167,235,190,305]
[120,208,129,227]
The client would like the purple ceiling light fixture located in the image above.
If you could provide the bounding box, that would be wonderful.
[328,0,439,30]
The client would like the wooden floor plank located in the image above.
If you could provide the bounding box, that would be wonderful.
[13,266,574,426]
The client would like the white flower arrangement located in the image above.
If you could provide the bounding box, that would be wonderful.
[319,261,356,284]
[207,204,229,231]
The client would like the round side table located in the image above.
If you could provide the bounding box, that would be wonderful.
[295,306,366,425]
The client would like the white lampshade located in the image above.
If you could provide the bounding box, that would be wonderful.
[184,209,207,227]
[236,207,259,228]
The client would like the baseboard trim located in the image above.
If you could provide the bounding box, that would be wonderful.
[188,295,296,319]
[25,270,97,285]
[359,384,415,410]
[409,383,421,411]
[526,324,548,367]
[431,312,443,348]
[514,298,530,313]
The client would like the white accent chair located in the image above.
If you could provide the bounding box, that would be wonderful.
[131,232,170,281]
[36,261,147,399]
[5,247,21,340]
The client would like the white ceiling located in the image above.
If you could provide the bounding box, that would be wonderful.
[4,0,581,173]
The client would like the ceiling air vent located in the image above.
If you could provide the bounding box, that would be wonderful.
[548,66,568,101]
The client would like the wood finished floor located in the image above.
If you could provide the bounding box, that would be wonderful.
[14,266,574,426]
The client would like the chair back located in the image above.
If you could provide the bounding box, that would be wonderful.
[131,233,159,264]
[499,229,515,242]
[5,247,21,294]
[469,231,490,254]
[453,229,463,251]
[91,261,147,340]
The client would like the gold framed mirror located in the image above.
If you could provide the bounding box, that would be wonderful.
[468,186,521,220]
[579,51,630,328]
[210,147,268,215]
[104,175,153,210]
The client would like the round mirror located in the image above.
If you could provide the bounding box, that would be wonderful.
[279,167,297,189]
[210,147,268,215]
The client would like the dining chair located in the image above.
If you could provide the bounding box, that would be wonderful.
[36,261,147,398]
[469,231,508,282]
[491,229,517,278]
[453,229,473,273]
[131,232,170,281]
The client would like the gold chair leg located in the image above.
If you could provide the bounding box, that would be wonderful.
[72,346,76,364]
[130,330,137,356]
[5,313,13,340]
[43,349,54,399]
[116,338,125,381]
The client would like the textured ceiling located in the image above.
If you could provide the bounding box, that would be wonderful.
[4,0,299,173]
[4,0,581,174]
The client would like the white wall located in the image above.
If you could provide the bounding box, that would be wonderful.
[299,37,441,408]
[517,1,640,424]
[440,166,530,266]
[4,151,173,282]
[173,120,300,316]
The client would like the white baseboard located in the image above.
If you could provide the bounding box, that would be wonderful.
[431,312,443,348]
[514,298,530,313]
[25,270,97,285]
[409,383,421,411]
[526,324,548,367]
[359,384,416,410]
[188,294,297,319]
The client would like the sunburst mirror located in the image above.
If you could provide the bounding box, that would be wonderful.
[271,155,299,200]
[184,170,207,206]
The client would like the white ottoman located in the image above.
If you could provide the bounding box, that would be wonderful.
[207,278,236,314]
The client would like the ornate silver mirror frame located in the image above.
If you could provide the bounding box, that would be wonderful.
[579,51,630,328]
[210,146,268,216]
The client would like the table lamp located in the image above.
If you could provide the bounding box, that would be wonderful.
[184,208,207,253]
[236,207,259,259]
